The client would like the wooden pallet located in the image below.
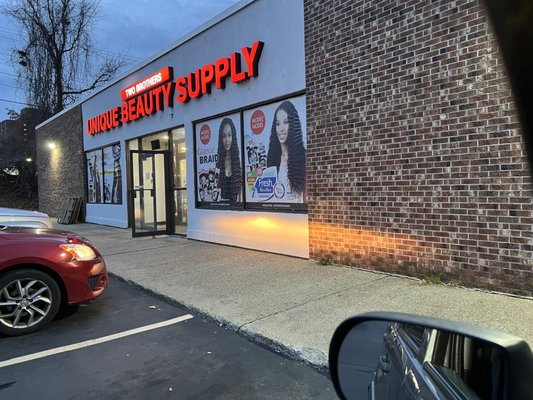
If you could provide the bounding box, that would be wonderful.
[57,197,83,224]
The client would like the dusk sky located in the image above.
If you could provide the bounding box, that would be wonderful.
[0,0,242,121]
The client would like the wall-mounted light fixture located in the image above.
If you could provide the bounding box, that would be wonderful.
[47,142,57,150]
[25,157,33,162]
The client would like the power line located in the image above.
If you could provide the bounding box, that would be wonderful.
[0,27,20,34]
[0,98,35,107]
[0,29,142,63]
[0,27,140,61]
[0,83,19,90]
[0,48,140,65]
[0,71,17,77]
[0,34,19,41]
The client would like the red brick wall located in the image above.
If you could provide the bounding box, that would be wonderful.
[304,0,533,296]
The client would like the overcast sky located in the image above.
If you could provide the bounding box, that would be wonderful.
[0,0,242,121]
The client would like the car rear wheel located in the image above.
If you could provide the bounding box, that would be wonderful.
[0,269,61,336]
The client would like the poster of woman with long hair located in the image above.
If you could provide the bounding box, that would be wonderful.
[111,144,122,204]
[102,143,122,204]
[195,113,242,208]
[86,149,103,203]
[244,95,307,211]
[103,146,113,203]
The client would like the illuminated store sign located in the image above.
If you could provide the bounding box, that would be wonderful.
[86,41,264,136]
[121,67,172,101]
[176,40,263,103]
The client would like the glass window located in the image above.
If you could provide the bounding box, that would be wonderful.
[243,95,307,211]
[399,324,426,357]
[86,144,122,204]
[191,94,308,213]
[86,149,103,203]
[194,113,243,209]
[172,127,187,234]
[172,127,186,189]
[141,131,169,151]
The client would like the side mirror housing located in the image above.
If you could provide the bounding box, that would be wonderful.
[329,312,533,400]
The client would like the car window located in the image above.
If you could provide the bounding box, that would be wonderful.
[424,331,504,400]
[397,324,427,358]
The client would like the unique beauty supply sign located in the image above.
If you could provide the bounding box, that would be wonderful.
[86,41,264,136]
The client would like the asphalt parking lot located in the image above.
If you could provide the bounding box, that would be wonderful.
[0,276,336,400]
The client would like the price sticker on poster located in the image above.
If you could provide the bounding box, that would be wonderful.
[195,113,243,209]
[243,95,307,211]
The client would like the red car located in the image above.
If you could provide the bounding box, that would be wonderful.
[0,225,108,336]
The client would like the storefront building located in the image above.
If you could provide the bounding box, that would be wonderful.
[37,0,309,258]
[37,0,533,295]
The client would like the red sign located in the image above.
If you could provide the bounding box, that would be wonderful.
[200,124,211,145]
[250,110,266,135]
[87,82,174,136]
[121,67,173,101]
[176,41,264,103]
[86,41,264,136]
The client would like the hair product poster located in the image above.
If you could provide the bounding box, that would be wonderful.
[102,144,122,204]
[102,146,114,203]
[195,113,243,209]
[86,149,103,203]
[243,95,307,211]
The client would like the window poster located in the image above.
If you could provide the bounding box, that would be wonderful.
[86,149,103,203]
[102,143,123,204]
[243,96,307,211]
[195,113,243,209]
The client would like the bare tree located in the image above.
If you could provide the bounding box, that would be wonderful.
[3,0,126,115]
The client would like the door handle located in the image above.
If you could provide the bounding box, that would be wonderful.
[378,355,391,373]
[403,369,421,397]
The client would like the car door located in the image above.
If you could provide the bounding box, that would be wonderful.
[371,323,435,400]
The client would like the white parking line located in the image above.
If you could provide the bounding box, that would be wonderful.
[0,314,194,368]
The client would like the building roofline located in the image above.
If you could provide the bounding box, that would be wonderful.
[37,0,255,130]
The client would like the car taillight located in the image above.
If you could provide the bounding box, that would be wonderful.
[59,243,97,261]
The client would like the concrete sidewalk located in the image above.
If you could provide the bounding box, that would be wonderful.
[59,221,533,368]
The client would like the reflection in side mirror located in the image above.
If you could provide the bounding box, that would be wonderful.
[329,313,533,400]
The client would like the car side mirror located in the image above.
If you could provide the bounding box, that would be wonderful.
[329,312,533,400]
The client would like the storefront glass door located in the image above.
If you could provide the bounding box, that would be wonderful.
[130,150,170,236]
